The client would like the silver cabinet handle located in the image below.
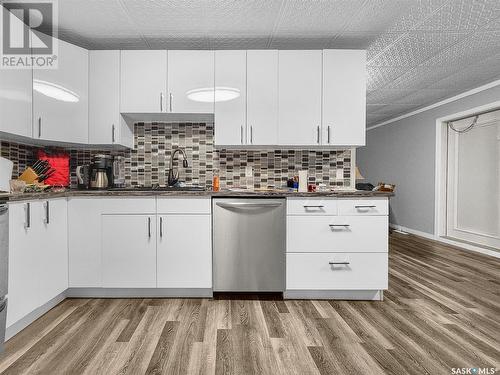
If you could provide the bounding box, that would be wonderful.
[38,117,42,138]
[329,224,350,227]
[112,124,116,143]
[327,126,331,144]
[240,126,243,144]
[316,126,320,144]
[160,92,163,112]
[169,93,173,112]
[148,217,151,238]
[216,202,282,209]
[250,126,253,144]
[25,202,30,228]
[159,216,163,238]
[355,205,376,209]
[329,262,350,265]
[44,200,50,224]
[303,205,324,208]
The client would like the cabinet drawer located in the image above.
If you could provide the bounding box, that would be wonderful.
[338,199,388,216]
[287,198,337,215]
[286,252,388,290]
[287,216,388,252]
[157,197,211,214]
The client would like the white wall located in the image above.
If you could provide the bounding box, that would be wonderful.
[357,82,500,235]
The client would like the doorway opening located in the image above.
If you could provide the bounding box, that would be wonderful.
[438,108,500,250]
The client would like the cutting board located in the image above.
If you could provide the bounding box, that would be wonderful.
[0,156,13,192]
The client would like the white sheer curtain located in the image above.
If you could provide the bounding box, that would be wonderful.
[446,110,500,249]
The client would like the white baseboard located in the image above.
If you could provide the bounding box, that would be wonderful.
[5,292,66,341]
[284,290,383,301]
[390,223,500,259]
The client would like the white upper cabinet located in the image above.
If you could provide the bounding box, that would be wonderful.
[247,50,279,146]
[0,67,32,138]
[214,50,247,145]
[323,50,366,146]
[278,50,322,146]
[32,38,89,144]
[167,50,215,113]
[120,50,167,113]
[89,50,121,145]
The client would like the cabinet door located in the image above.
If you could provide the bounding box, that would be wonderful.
[214,50,246,146]
[33,38,89,143]
[89,50,120,145]
[102,215,156,288]
[7,202,40,327]
[39,199,68,304]
[68,198,102,287]
[120,50,167,113]
[157,215,212,288]
[323,50,366,146]
[167,50,215,113]
[0,67,32,138]
[247,50,278,145]
[278,50,322,146]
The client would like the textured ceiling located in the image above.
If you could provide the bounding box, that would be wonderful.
[49,0,500,126]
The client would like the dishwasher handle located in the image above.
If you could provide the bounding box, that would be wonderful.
[216,202,282,209]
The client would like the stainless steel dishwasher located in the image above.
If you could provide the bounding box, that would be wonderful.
[213,198,285,292]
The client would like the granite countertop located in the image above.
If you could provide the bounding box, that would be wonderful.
[1,188,394,202]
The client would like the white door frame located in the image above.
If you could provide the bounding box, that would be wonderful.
[434,100,500,239]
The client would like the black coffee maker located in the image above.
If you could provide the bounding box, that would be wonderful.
[89,155,113,189]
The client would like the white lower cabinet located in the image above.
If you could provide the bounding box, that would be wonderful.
[287,253,388,290]
[68,197,212,290]
[157,214,212,288]
[102,215,157,288]
[7,202,41,327]
[7,199,67,327]
[287,215,388,253]
[285,197,389,295]
[39,199,68,303]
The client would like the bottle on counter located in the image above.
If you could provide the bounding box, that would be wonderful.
[213,169,220,192]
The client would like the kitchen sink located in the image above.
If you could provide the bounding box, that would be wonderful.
[110,186,206,192]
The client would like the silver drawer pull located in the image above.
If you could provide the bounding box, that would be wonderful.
[355,205,376,208]
[303,205,324,208]
[329,224,350,227]
[329,262,350,265]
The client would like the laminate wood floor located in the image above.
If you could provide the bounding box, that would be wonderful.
[1,233,499,375]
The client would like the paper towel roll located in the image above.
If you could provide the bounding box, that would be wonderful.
[0,156,13,192]
[298,170,308,192]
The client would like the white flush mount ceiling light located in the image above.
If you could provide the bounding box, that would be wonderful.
[33,79,80,102]
[186,87,240,103]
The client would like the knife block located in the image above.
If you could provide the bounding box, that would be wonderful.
[18,167,39,184]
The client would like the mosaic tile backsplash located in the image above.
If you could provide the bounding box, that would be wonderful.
[1,122,353,189]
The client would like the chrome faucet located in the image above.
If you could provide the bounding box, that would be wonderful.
[168,148,189,186]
